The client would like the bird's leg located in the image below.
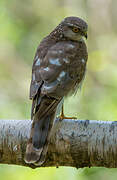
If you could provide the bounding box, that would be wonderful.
[59,105,77,121]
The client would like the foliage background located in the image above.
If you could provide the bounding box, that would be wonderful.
[0,0,117,179]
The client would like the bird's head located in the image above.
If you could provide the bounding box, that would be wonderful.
[60,16,88,41]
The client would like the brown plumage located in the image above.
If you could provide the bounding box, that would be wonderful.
[24,16,88,166]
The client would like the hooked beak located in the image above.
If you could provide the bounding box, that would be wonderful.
[84,32,88,39]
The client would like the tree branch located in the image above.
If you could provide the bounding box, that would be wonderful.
[0,119,117,168]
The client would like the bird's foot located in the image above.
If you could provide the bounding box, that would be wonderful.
[59,105,77,121]
[59,114,77,121]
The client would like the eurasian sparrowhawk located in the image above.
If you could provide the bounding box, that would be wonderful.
[25,16,88,165]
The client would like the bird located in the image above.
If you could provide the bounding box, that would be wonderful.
[24,16,88,166]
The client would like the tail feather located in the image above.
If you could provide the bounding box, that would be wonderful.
[33,116,50,149]
[34,113,55,166]
[24,96,61,165]
[25,142,43,164]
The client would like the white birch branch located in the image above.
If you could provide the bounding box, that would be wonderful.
[0,119,117,168]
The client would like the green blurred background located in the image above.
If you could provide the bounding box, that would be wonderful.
[0,0,117,179]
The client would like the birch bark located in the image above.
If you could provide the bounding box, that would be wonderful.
[0,119,117,168]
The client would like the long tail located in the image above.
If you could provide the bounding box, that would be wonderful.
[24,96,60,165]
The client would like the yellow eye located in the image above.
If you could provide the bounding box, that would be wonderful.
[72,27,79,33]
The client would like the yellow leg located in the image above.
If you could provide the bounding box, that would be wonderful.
[59,105,77,121]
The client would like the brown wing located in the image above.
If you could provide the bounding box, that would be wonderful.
[30,40,87,119]
[39,40,88,98]
[29,54,43,100]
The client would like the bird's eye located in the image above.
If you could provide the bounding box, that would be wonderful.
[72,27,79,33]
